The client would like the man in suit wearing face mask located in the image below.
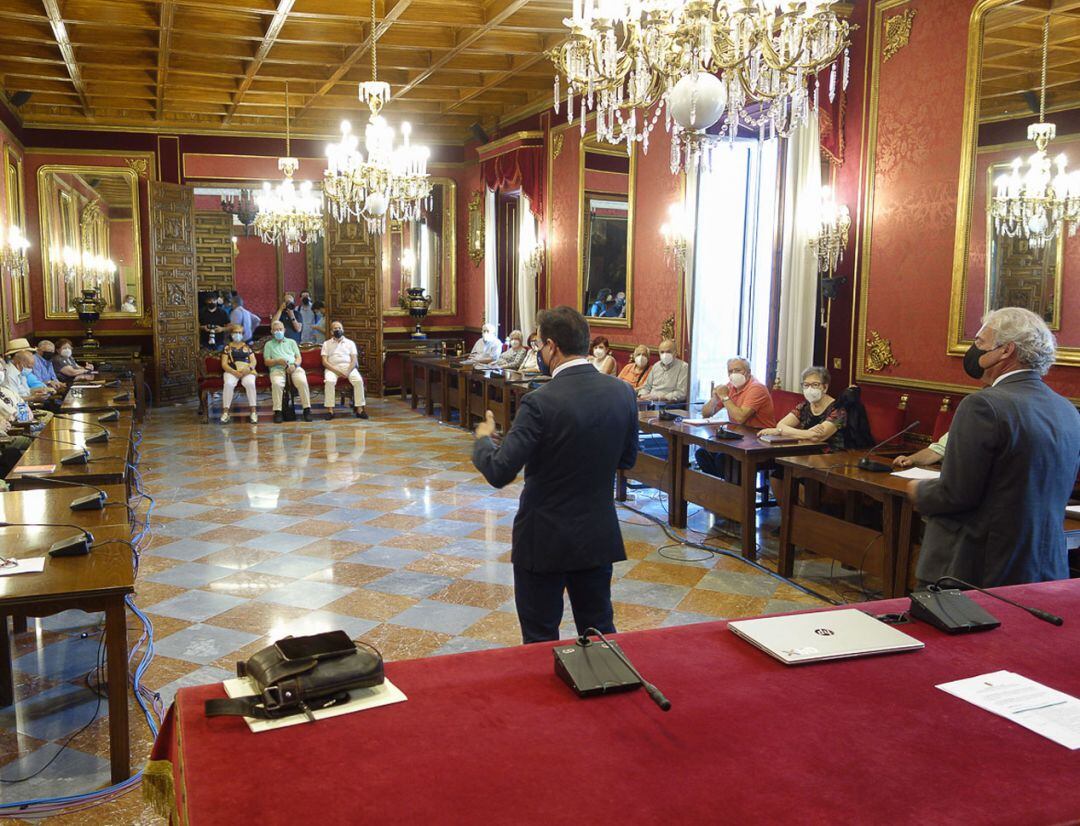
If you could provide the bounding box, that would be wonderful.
[909,307,1080,588]
[638,339,688,403]
[471,306,639,643]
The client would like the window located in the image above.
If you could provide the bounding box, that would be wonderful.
[689,138,780,403]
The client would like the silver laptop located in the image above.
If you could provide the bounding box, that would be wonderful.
[728,609,924,665]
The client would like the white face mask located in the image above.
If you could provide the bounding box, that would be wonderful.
[510,340,522,350]
[60,348,72,358]
[593,347,606,359]
[729,372,747,389]
[231,333,243,342]
[635,355,648,368]
[803,387,824,404]
[482,330,495,342]
[659,352,675,366]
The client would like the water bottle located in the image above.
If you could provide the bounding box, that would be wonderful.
[16,401,31,424]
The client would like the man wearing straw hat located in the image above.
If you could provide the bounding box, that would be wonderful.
[3,338,51,404]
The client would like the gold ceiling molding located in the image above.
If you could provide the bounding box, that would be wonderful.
[864,330,899,373]
[882,8,916,63]
[552,133,565,161]
[126,158,150,178]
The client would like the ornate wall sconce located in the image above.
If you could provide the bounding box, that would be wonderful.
[521,240,544,273]
[808,185,852,327]
[660,203,690,271]
[0,223,30,281]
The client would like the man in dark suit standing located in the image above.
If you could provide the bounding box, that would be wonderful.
[472,306,640,643]
[910,307,1080,588]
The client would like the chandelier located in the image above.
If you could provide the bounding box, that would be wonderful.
[1,223,30,280]
[323,0,432,234]
[254,82,324,253]
[548,0,853,173]
[808,185,850,273]
[991,15,1080,248]
[221,189,258,227]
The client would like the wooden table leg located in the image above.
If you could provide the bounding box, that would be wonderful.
[0,614,12,708]
[11,615,26,634]
[778,470,796,576]
[411,366,421,410]
[456,378,468,429]
[402,358,412,403]
[105,597,131,783]
[880,495,899,598]
[669,434,687,529]
[741,457,759,559]
[894,499,916,597]
[616,469,628,502]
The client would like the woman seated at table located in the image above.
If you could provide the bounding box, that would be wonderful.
[588,336,618,375]
[51,338,94,384]
[617,344,652,390]
[220,324,259,424]
[759,366,848,449]
[494,330,527,370]
[519,331,541,373]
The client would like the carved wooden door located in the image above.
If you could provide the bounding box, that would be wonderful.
[149,182,198,404]
[327,217,383,396]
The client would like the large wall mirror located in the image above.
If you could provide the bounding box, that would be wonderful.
[193,184,326,325]
[38,165,142,318]
[950,0,1079,364]
[381,177,456,316]
[578,136,635,327]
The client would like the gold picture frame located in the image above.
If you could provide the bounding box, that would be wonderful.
[382,177,457,316]
[467,190,484,265]
[4,145,30,322]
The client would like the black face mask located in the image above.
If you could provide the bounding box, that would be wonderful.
[301,296,311,306]
[332,329,344,339]
[963,343,991,380]
[537,344,551,377]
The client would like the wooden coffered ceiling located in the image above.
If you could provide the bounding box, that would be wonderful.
[0,0,573,143]
[981,0,1080,122]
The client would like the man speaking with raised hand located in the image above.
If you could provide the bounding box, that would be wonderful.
[472,306,640,643]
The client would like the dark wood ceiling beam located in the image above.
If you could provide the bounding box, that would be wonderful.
[40,0,91,116]
[221,0,295,125]
[155,1,176,118]
[443,50,548,113]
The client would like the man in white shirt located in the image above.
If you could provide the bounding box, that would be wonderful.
[468,323,502,363]
[638,339,688,403]
[321,321,368,419]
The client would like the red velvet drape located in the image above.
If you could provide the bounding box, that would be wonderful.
[481,147,543,219]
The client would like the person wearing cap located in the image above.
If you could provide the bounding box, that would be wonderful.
[4,339,50,403]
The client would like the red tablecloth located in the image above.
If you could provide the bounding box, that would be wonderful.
[145,580,1080,825]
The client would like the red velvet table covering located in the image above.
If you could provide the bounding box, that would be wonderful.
[146,580,1080,825]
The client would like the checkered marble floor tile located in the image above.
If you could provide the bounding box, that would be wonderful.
[2,397,877,822]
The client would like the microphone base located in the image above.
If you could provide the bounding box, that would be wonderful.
[61,450,90,466]
[97,410,120,422]
[111,393,130,403]
[910,589,1000,634]
[85,431,109,444]
[857,458,893,473]
[48,532,93,557]
[553,639,641,698]
[70,492,106,511]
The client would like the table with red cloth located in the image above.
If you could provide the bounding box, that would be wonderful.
[144,580,1080,825]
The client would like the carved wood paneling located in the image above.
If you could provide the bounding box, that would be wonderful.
[194,211,235,292]
[150,182,198,403]
[326,217,382,396]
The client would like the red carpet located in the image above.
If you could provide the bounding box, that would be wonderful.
[148,580,1080,825]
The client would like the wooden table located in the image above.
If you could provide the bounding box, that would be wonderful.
[0,523,134,783]
[45,409,136,441]
[409,356,447,417]
[616,413,681,513]
[8,436,130,491]
[776,452,914,597]
[58,383,138,415]
[670,420,826,558]
[0,484,130,530]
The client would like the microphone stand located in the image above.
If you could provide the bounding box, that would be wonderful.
[933,577,1064,626]
[857,420,921,473]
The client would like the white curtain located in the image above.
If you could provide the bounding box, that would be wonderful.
[775,111,822,391]
[517,195,538,337]
[484,187,499,331]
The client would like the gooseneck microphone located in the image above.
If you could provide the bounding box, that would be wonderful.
[27,432,91,465]
[580,628,671,711]
[22,474,110,510]
[51,413,111,443]
[934,576,1064,626]
[857,420,921,472]
[0,521,94,556]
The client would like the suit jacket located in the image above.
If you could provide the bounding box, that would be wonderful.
[472,363,639,573]
[915,371,1080,587]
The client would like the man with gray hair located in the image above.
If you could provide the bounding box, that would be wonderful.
[467,322,502,364]
[909,306,1079,588]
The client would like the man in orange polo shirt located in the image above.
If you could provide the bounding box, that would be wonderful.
[696,357,776,479]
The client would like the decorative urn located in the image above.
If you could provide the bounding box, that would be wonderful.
[400,286,433,339]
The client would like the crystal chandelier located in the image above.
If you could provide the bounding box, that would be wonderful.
[991,15,1080,248]
[323,0,431,234]
[254,82,324,253]
[548,0,853,173]
[0,223,30,280]
[808,185,850,273]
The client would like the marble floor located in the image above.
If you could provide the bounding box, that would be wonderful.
[1,397,877,823]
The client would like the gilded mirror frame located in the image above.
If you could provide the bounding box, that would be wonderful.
[38,164,143,320]
[467,190,484,265]
[948,0,1078,365]
[382,177,457,316]
[4,146,30,323]
[577,134,636,328]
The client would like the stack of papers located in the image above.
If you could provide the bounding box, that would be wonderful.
[12,464,57,475]
[890,467,941,480]
[1066,505,1080,519]
[937,670,1080,749]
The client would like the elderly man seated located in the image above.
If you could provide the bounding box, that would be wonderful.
[32,340,67,394]
[321,320,368,419]
[4,339,51,405]
[467,323,502,363]
[696,357,777,479]
[263,320,312,422]
[0,387,31,482]
[637,339,688,403]
[494,330,527,370]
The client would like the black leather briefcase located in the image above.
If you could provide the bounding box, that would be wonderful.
[204,631,384,721]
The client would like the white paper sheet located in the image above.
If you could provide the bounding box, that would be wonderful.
[890,467,941,480]
[222,676,407,733]
[937,670,1080,749]
[1066,505,1080,518]
[0,557,45,577]
[680,418,716,426]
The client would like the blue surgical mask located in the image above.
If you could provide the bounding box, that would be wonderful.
[273,330,285,341]
[21,367,32,377]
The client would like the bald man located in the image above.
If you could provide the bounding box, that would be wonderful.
[637,339,688,403]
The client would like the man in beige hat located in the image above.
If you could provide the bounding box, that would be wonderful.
[4,338,50,403]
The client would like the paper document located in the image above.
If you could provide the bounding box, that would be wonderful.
[0,557,46,577]
[1066,505,1080,518]
[222,676,407,733]
[71,384,101,389]
[681,418,719,426]
[12,465,57,475]
[937,670,1080,749]
[890,467,941,480]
